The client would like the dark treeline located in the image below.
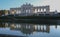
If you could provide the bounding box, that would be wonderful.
[0,16,60,19]
[0,15,60,25]
[0,19,59,25]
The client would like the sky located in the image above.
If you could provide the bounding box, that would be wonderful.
[0,0,60,12]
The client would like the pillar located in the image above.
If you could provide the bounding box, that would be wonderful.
[46,6,50,13]
[42,8,44,12]
[39,9,41,12]
[37,8,38,12]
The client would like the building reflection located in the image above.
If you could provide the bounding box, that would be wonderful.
[0,22,59,35]
[10,23,50,35]
[55,25,57,29]
[0,22,51,35]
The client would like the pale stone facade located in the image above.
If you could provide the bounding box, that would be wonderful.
[10,3,50,16]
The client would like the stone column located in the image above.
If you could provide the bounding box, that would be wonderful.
[33,9,35,13]
[34,8,36,12]
[39,9,41,12]
[42,8,44,12]
[46,6,50,13]
[37,8,38,12]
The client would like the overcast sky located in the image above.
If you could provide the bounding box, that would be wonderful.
[0,0,60,12]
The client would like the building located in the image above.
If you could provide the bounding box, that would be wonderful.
[10,3,50,16]
[10,3,60,16]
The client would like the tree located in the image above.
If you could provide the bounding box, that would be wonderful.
[0,10,8,16]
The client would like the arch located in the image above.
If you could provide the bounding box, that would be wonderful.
[38,9,40,12]
[35,9,37,13]
[44,9,46,12]
[41,9,43,12]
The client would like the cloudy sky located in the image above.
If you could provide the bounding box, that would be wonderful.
[0,0,60,12]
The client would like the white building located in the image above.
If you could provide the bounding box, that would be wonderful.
[10,3,57,16]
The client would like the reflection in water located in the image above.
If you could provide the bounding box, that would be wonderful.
[0,22,54,35]
[0,20,60,37]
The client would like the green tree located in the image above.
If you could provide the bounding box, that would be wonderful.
[0,10,8,16]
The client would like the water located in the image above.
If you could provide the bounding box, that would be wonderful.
[0,20,60,37]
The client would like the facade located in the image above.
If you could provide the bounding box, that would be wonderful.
[10,3,58,16]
